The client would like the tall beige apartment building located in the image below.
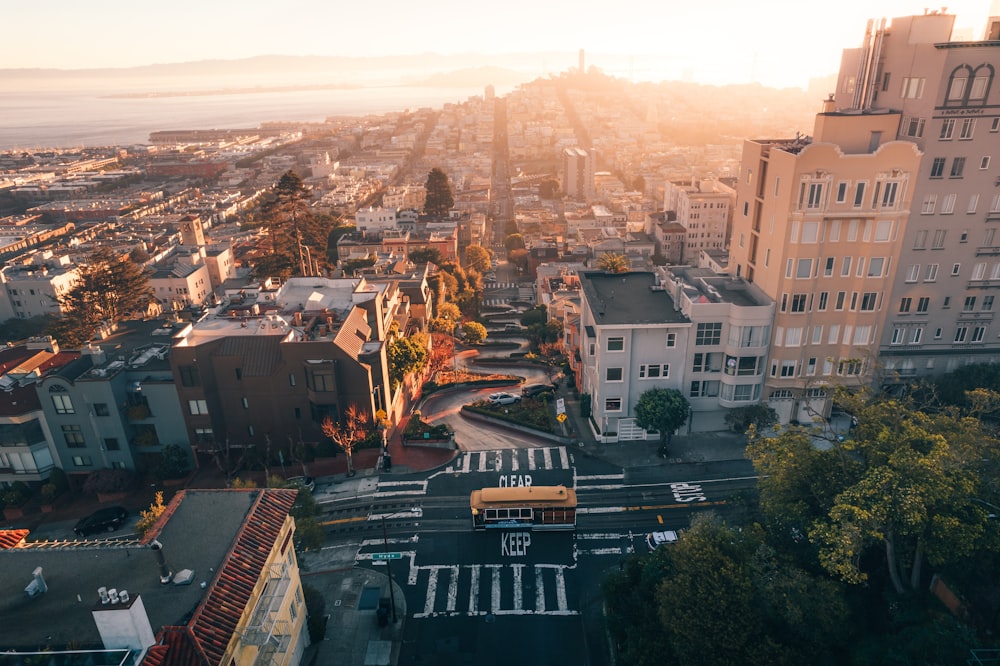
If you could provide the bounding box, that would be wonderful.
[730,9,1000,422]
[834,11,1000,381]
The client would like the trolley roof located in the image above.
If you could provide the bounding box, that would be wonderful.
[476,485,576,504]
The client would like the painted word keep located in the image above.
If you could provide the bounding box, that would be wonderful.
[502,531,531,557]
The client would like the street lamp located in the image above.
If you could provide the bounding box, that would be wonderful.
[378,511,412,624]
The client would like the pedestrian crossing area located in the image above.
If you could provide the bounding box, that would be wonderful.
[483,297,512,307]
[484,281,517,290]
[409,562,576,618]
[451,447,572,474]
[573,531,639,557]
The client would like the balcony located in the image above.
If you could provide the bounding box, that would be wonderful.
[126,404,151,421]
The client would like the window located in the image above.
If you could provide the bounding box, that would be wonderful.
[837,359,864,376]
[853,182,866,207]
[695,323,722,346]
[309,371,336,391]
[860,292,877,311]
[940,118,955,139]
[824,257,834,277]
[972,326,987,343]
[791,294,807,312]
[868,258,885,277]
[179,364,200,387]
[607,337,624,351]
[104,438,120,451]
[72,456,93,467]
[780,361,797,377]
[770,389,794,399]
[835,292,846,310]
[836,182,848,203]
[289,373,297,387]
[899,297,912,313]
[605,398,622,412]
[665,332,676,348]
[951,158,966,178]
[968,194,980,213]
[955,326,968,343]
[722,384,761,402]
[902,77,925,99]
[802,221,819,243]
[692,352,721,373]
[242,397,249,409]
[690,381,720,398]
[875,220,892,242]
[729,325,769,347]
[92,403,109,417]
[188,399,209,415]
[933,230,947,248]
[818,292,829,310]
[964,296,977,311]
[796,259,812,279]
[805,182,824,209]
[62,424,85,448]
[910,328,923,344]
[925,264,938,282]
[194,428,214,444]
[941,195,956,214]
[854,326,872,345]
[606,367,624,382]
[905,265,919,282]
[973,263,987,280]
[903,116,925,138]
[960,118,976,139]
[639,364,669,379]
[841,257,852,277]
[891,327,905,344]
[952,263,962,276]
[930,158,946,178]
[984,296,995,311]
[51,394,75,415]
[918,297,930,312]
[880,181,899,208]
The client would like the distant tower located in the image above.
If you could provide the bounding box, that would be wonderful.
[179,214,205,246]
[579,49,585,74]
[562,147,595,201]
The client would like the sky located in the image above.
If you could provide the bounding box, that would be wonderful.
[4,0,999,89]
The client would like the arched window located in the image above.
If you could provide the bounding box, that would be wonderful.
[945,65,974,104]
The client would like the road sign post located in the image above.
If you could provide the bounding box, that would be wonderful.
[372,552,403,561]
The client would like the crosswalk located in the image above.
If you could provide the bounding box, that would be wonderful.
[482,297,512,307]
[409,562,576,618]
[451,447,572,474]
[484,281,518,289]
[574,531,638,557]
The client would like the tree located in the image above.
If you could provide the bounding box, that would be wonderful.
[321,405,369,477]
[462,321,487,344]
[427,333,455,379]
[437,302,461,322]
[538,179,560,199]
[256,170,327,278]
[58,247,154,337]
[634,388,690,457]
[508,248,529,274]
[724,404,778,433]
[387,335,428,388]
[464,245,492,274]
[424,167,454,218]
[135,491,168,536]
[504,233,526,251]
[750,396,1000,595]
[597,252,629,273]
[409,247,443,265]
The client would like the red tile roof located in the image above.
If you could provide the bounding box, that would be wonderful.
[140,488,297,666]
[0,529,29,549]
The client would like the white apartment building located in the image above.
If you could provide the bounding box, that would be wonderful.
[563,147,596,201]
[665,177,735,263]
[0,264,79,321]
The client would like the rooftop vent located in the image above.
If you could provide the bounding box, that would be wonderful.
[24,567,47,599]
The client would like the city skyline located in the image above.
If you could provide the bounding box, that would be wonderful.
[4,0,997,89]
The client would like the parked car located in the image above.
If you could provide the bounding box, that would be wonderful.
[286,476,316,492]
[503,324,524,332]
[646,530,679,549]
[487,392,521,405]
[522,383,556,398]
[73,506,129,537]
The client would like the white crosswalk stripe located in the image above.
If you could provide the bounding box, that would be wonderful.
[573,471,625,492]
[573,531,637,557]
[451,447,572,474]
[413,563,577,618]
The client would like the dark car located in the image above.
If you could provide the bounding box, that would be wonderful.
[73,506,128,537]
[522,383,556,398]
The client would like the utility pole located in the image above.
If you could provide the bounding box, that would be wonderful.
[381,515,398,623]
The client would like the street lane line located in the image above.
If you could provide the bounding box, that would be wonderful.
[527,449,537,471]
[555,568,568,611]
[424,567,439,616]
[478,452,487,473]
[446,565,459,612]
[510,449,519,471]
[624,500,728,511]
[577,506,625,514]
[489,564,502,611]
[535,567,545,612]
[559,447,569,468]
[575,474,624,481]
[542,447,552,470]
[320,515,368,526]
[512,564,524,611]
[468,565,480,614]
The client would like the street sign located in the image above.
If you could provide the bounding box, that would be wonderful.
[556,413,567,423]
[372,552,403,561]
[556,398,566,415]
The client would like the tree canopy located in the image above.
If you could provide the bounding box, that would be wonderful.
[423,167,454,218]
[634,388,690,456]
[463,245,492,274]
[254,170,328,278]
[597,252,629,273]
[462,321,487,344]
[387,335,428,389]
[504,233,526,251]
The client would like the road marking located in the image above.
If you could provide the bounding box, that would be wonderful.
[624,500,728,511]
[360,536,418,547]
[320,515,368,526]
[468,565,480,613]
[512,564,524,611]
[575,474,625,481]
[478,453,487,473]
[535,567,545,612]
[542,448,552,470]
[424,567,439,616]
[489,564,502,612]
[576,547,624,555]
[510,450,519,471]
[446,565,459,612]
[527,450,537,471]
[657,515,663,524]
[577,506,625,514]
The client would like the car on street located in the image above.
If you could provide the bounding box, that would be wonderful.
[646,530,679,549]
[73,506,129,537]
[286,476,316,492]
[487,392,521,405]
[522,383,556,398]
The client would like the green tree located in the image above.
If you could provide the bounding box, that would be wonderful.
[464,245,492,274]
[634,388,690,457]
[436,302,461,322]
[519,306,547,328]
[326,222,355,264]
[538,179,560,199]
[462,321,487,344]
[57,248,154,341]
[597,252,629,273]
[504,233,526,251]
[409,247,443,265]
[724,404,779,433]
[387,335,428,389]
[256,170,328,278]
[423,167,454,218]
[508,248,529,274]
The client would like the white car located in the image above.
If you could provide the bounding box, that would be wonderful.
[487,392,521,405]
[646,530,679,549]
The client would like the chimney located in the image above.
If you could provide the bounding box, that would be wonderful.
[92,592,156,651]
[150,539,173,584]
[822,93,836,113]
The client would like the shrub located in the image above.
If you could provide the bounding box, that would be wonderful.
[48,468,70,494]
[3,481,31,507]
[135,491,167,536]
[154,444,191,481]
[40,483,60,504]
[82,469,137,495]
[303,584,328,642]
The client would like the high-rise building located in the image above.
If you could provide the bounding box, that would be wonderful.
[833,11,1000,382]
[563,147,595,201]
[730,8,1000,422]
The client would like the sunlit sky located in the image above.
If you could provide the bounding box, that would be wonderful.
[4,0,999,88]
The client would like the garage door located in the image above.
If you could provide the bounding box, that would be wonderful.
[616,418,647,441]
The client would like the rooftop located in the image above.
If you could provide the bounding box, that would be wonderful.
[579,271,689,326]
